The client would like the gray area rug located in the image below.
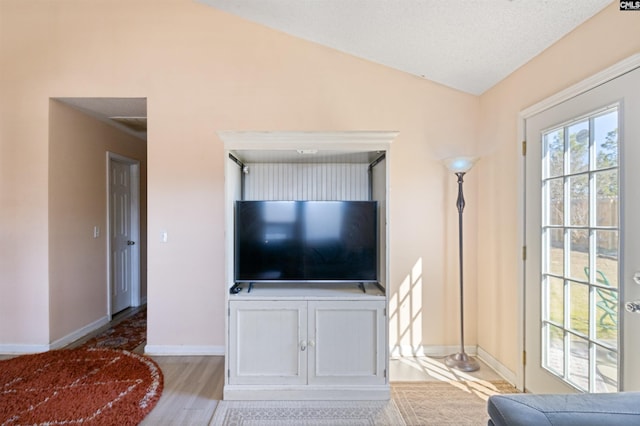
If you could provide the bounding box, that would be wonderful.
[210,400,406,425]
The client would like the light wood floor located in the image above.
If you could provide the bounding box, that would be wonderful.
[0,352,504,426]
[1,308,506,425]
[140,355,225,425]
[136,354,504,425]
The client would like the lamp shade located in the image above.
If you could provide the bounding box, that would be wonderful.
[443,156,478,173]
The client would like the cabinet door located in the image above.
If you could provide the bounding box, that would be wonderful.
[308,300,386,385]
[229,300,307,385]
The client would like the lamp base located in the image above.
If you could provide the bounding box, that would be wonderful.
[444,352,480,372]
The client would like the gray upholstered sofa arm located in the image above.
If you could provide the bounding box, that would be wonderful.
[487,392,640,426]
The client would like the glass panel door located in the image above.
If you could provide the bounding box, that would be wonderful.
[525,65,640,394]
[540,107,619,392]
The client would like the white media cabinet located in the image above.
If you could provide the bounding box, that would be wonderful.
[226,283,387,400]
[219,131,397,400]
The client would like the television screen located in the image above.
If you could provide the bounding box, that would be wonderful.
[235,200,378,283]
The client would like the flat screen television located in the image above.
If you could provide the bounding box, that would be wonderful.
[235,200,378,283]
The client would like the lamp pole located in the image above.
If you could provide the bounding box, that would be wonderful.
[444,159,479,372]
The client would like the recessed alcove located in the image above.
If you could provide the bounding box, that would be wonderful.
[219,131,397,400]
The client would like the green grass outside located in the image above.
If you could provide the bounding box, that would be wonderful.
[547,248,618,342]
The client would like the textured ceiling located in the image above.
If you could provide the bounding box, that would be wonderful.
[197,0,613,95]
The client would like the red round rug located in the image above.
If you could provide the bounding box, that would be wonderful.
[0,348,163,425]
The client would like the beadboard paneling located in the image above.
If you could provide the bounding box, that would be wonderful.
[244,163,369,201]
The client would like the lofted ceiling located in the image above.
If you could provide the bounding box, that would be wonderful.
[197,0,613,95]
[56,1,614,142]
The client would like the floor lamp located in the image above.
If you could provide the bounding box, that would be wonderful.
[443,156,480,372]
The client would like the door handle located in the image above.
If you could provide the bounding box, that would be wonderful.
[300,341,307,351]
[127,240,136,246]
[625,301,640,313]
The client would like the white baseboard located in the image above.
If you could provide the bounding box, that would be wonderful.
[50,315,111,350]
[390,344,478,358]
[224,385,390,401]
[0,344,50,355]
[476,346,517,386]
[144,344,225,356]
[0,315,110,355]
[389,344,517,387]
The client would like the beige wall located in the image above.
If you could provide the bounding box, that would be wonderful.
[476,4,640,372]
[0,1,478,352]
[0,5,51,346]
[3,0,636,375]
[48,101,147,343]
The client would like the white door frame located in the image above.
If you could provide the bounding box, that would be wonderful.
[106,152,141,319]
[516,54,640,391]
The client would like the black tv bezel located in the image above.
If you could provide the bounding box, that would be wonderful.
[233,200,379,284]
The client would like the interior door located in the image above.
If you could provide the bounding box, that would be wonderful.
[525,67,640,393]
[110,160,133,314]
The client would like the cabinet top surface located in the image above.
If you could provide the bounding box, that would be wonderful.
[229,282,385,300]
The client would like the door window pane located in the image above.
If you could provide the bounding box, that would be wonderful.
[569,175,588,226]
[568,230,588,282]
[544,128,564,178]
[546,178,564,226]
[569,121,589,174]
[568,334,589,391]
[595,230,618,288]
[545,228,564,276]
[595,287,618,345]
[543,324,564,376]
[568,281,588,336]
[595,170,618,226]
[595,345,618,392]
[594,110,618,170]
[545,276,564,326]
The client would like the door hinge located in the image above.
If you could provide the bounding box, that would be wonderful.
[522,246,527,261]
[384,369,387,378]
[522,351,526,366]
[522,140,527,156]
[227,369,230,378]
[383,308,386,317]
[228,307,231,317]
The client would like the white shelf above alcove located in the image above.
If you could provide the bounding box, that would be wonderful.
[217,130,399,160]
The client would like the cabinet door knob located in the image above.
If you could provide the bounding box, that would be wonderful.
[300,340,307,351]
[308,340,315,347]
